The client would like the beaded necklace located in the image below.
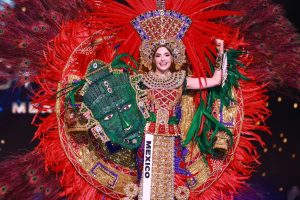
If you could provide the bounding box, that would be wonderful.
[142,70,186,89]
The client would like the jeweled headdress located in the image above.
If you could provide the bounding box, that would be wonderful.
[132,9,191,70]
[95,0,238,81]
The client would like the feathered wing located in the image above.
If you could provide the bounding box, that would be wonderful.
[0,0,91,85]
[223,0,300,100]
[0,152,62,199]
[32,19,124,199]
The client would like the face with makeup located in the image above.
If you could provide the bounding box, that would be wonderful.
[154,46,173,74]
[83,62,145,149]
[93,77,144,149]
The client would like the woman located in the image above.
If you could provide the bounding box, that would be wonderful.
[137,40,224,199]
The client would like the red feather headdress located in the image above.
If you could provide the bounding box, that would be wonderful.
[88,0,240,78]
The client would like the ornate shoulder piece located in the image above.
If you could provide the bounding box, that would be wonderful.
[142,70,186,89]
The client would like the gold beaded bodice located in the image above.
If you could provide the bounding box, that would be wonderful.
[142,70,186,136]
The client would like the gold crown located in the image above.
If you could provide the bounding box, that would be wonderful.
[132,10,192,70]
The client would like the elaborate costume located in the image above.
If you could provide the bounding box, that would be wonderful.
[137,70,188,199]
[3,0,299,199]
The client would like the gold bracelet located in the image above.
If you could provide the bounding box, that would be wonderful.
[215,53,223,70]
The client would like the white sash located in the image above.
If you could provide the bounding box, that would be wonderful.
[142,134,154,200]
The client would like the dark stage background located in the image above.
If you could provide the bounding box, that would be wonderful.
[0,1,299,200]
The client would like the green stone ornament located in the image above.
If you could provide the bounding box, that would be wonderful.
[82,59,146,149]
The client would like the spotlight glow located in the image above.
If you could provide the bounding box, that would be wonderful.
[277,97,282,102]
[283,138,288,143]
[279,133,284,138]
